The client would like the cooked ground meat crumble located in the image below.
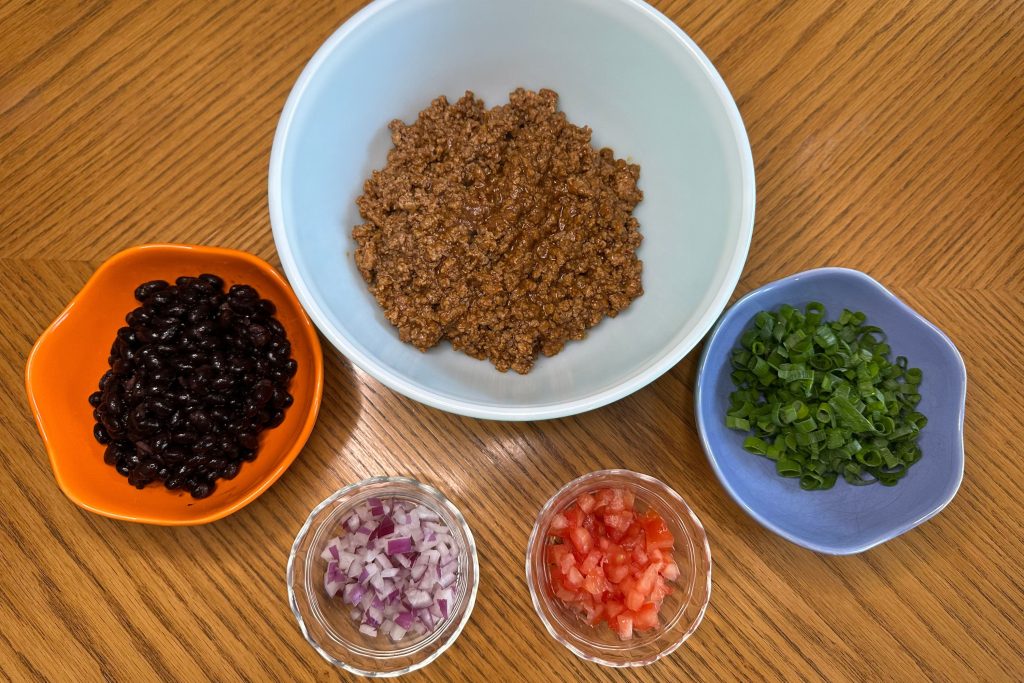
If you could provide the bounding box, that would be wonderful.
[353,88,643,374]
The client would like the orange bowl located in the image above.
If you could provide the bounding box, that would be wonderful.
[25,244,324,525]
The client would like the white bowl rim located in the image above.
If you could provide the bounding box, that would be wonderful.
[268,0,756,420]
[693,266,967,554]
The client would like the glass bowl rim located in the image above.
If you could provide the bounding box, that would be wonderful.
[525,469,712,667]
[287,476,480,677]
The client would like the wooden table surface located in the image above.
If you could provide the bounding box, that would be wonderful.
[3,1,1023,681]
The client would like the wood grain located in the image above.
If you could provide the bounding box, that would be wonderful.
[2,1,1023,681]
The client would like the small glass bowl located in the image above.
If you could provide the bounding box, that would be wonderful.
[525,470,712,667]
[287,477,479,677]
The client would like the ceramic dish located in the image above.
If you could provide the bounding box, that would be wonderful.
[695,267,966,554]
[25,243,324,525]
[525,470,711,667]
[269,0,755,420]
[288,477,479,677]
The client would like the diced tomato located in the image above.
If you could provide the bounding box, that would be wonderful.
[635,563,660,596]
[624,586,645,612]
[580,550,601,574]
[603,511,633,533]
[605,544,628,566]
[660,560,680,582]
[570,527,593,555]
[584,602,604,625]
[641,509,675,551]
[615,613,634,640]
[553,584,577,602]
[548,543,571,564]
[605,562,629,583]
[583,569,607,596]
[604,600,625,620]
[545,487,680,638]
[593,488,614,511]
[564,565,584,588]
[650,575,672,603]
[620,524,643,550]
[633,603,659,630]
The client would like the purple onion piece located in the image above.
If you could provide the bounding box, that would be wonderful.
[387,537,413,555]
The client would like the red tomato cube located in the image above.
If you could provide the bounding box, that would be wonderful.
[570,527,593,555]
[577,493,597,513]
[580,550,601,575]
[615,613,634,640]
[634,603,659,630]
[604,600,625,620]
[583,570,607,596]
[564,566,584,588]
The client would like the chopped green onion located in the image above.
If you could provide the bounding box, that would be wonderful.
[724,302,927,490]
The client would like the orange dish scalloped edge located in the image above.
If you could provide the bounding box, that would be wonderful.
[25,244,324,525]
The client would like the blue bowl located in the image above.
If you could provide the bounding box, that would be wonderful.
[695,268,966,554]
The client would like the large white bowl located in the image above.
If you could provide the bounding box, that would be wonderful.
[269,0,755,420]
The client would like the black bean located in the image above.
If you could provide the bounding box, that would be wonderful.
[163,447,186,463]
[198,273,224,290]
[190,481,214,499]
[93,423,111,444]
[146,290,175,307]
[94,275,295,497]
[253,381,273,405]
[135,280,169,301]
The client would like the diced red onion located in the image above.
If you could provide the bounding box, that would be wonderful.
[324,578,344,598]
[323,498,460,643]
[407,590,432,609]
[346,583,366,606]
[387,537,413,555]
[395,611,415,629]
[376,517,395,538]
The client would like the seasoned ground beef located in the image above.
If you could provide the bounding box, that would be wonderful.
[353,88,643,374]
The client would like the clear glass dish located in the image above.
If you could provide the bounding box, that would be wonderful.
[287,476,478,677]
[525,470,712,667]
